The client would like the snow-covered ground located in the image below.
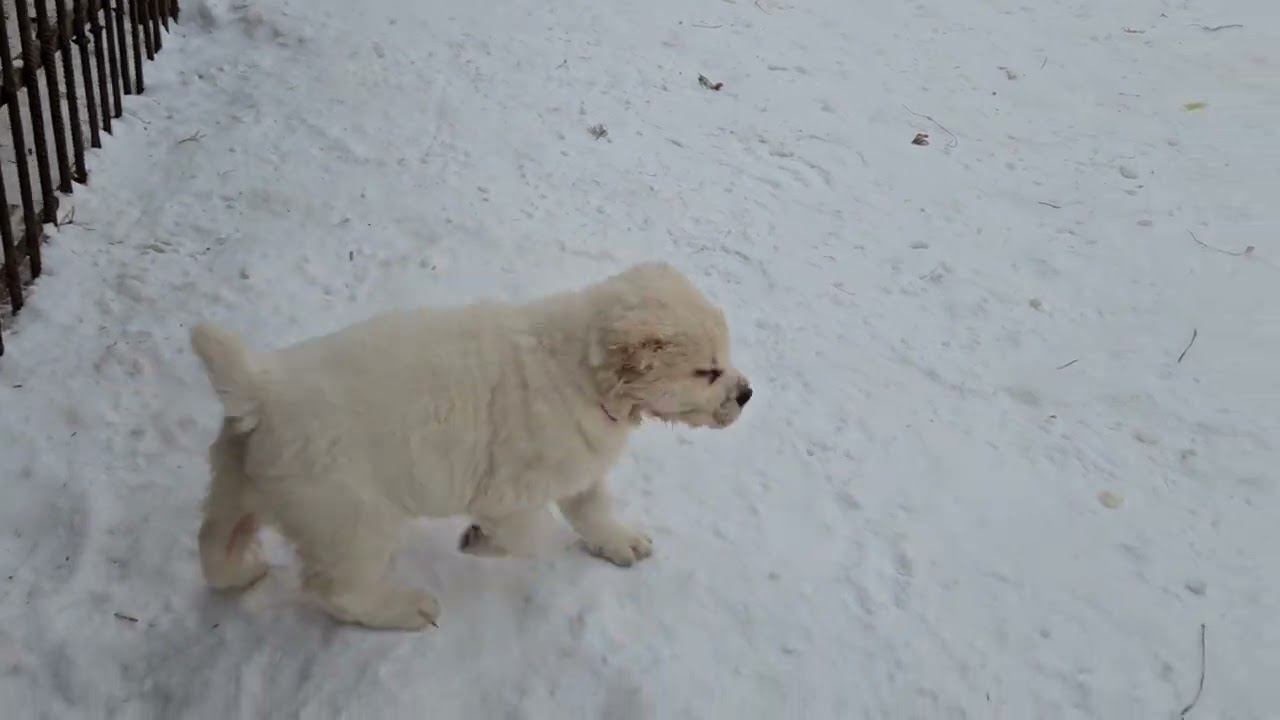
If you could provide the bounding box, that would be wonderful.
[2,0,1277,716]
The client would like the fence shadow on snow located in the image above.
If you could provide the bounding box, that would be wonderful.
[0,0,179,356]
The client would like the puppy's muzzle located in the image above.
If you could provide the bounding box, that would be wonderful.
[735,385,753,407]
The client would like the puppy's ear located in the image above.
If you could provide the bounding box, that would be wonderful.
[592,308,671,382]
[613,335,670,381]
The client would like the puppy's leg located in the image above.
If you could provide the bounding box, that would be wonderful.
[303,548,441,631]
[459,507,551,558]
[198,422,269,590]
[558,481,652,567]
[283,499,440,630]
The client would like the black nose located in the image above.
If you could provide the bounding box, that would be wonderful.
[736,386,753,407]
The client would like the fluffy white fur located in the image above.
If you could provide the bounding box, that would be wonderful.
[190,262,751,629]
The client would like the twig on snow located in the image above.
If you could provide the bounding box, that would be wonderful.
[1191,23,1243,32]
[1056,358,1079,370]
[902,105,958,151]
[177,130,205,145]
[1122,27,1146,34]
[698,74,725,91]
[1177,328,1198,364]
[691,23,724,29]
[1038,201,1062,209]
[1040,57,1048,70]
[1188,230,1253,257]
[114,612,140,623]
[1179,623,1207,717]
[754,0,772,14]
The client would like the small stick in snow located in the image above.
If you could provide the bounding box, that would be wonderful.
[1188,230,1253,257]
[1038,201,1062,209]
[587,124,608,140]
[911,132,929,146]
[1040,57,1048,70]
[698,74,724,91]
[691,23,724,29]
[902,105,958,151]
[177,130,204,145]
[1056,358,1079,370]
[754,0,772,14]
[114,612,139,623]
[1177,328,1198,364]
[1122,27,1146,34]
[1192,23,1243,32]
[1179,623,1207,717]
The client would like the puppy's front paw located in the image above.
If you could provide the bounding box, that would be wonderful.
[583,527,653,568]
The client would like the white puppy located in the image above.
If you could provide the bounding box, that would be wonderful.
[191,262,752,629]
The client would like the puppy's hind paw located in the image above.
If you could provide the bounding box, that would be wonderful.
[583,528,653,568]
[361,588,442,631]
[458,524,510,557]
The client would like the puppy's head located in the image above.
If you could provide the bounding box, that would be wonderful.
[590,263,752,428]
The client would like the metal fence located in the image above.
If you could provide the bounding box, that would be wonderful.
[0,0,178,355]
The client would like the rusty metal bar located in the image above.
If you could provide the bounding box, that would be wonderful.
[33,0,75,193]
[127,0,145,92]
[55,0,90,183]
[148,0,163,52]
[103,0,127,101]
[0,4,43,277]
[138,0,155,60]
[87,0,114,133]
[13,0,58,245]
[0,170,23,312]
[75,0,104,148]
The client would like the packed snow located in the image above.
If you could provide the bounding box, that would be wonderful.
[1,0,1277,716]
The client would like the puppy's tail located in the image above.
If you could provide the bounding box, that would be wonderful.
[191,323,262,434]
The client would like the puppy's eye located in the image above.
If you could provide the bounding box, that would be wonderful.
[694,369,722,384]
